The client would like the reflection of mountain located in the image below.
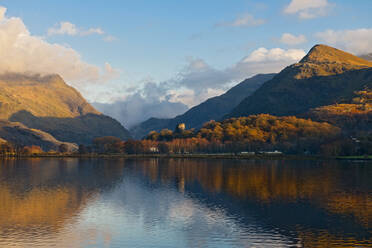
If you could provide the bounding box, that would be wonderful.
[129,159,372,247]
[0,185,87,231]
[0,159,125,232]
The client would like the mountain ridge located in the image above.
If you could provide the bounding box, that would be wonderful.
[228,44,372,118]
[0,73,131,144]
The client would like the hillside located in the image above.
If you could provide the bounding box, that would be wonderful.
[228,45,372,118]
[306,90,372,134]
[0,73,131,144]
[0,120,77,151]
[130,73,275,139]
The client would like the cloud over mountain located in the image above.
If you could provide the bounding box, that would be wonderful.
[316,28,372,55]
[280,33,307,45]
[93,82,188,128]
[0,6,118,87]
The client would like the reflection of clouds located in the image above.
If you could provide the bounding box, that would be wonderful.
[58,175,295,248]
[168,200,194,224]
[0,159,125,248]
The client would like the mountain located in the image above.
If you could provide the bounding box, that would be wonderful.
[130,73,276,139]
[0,120,77,151]
[0,73,131,144]
[360,53,372,61]
[228,45,372,118]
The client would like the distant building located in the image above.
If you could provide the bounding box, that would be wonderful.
[175,123,186,133]
[258,150,283,155]
[239,151,255,155]
[149,147,159,153]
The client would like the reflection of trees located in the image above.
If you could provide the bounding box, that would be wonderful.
[129,158,372,246]
[297,230,372,248]
[0,185,86,231]
[0,158,125,232]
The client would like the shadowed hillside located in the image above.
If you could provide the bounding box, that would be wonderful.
[0,120,77,151]
[10,111,131,145]
[228,45,372,118]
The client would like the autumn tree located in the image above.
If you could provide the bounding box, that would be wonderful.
[78,144,89,154]
[93,136,123,153]
[124,140,144,154]
[22,145,43,155]
[158,142,170,154]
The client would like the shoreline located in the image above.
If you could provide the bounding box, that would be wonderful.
[1,153,372,161]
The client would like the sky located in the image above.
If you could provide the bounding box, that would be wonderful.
[0,0,371,128]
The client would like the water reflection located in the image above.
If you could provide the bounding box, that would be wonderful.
[0,158,370,247]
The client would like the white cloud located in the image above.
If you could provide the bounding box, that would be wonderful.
[81,27,104,36]
[47,21,78,36]
[241,47,305,63]
[93,82,189,128]
[103,35,117,42]
[0,6,6,21]
[316,28,372,55]
[0,7,119,86]
[216,14,265,27]
[279,33,307,45]
[102,62,120,81]
[284,0,332,19]
[48,21,105,36]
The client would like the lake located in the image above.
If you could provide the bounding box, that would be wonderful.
[0,158,371,247]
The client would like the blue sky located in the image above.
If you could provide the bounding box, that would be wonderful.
[0,0,371,127]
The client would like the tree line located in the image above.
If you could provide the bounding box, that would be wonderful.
[79,114,370,156]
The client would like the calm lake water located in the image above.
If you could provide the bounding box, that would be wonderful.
[0,158,371,248]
